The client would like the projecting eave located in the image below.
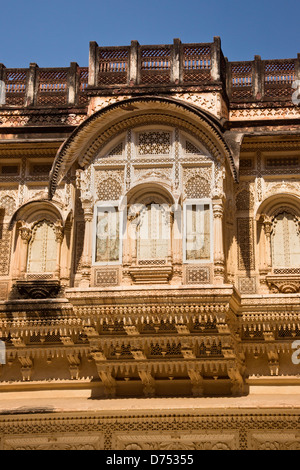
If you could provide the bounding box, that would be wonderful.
[48,96,238,199]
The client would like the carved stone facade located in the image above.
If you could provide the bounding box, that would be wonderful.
[1,38,300,450]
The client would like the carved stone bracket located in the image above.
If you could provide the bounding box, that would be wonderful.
[15,280,61,299]
[266,275,300,294]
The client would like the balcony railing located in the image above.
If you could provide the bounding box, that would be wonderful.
[0,39,300,108]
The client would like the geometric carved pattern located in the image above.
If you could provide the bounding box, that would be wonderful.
[185,175,211,199]
[184,168,212,199]
[0,224,12,275]
[74,221,85,273]
[0,195,16,217]
[108,142,123,156]
[94,268,119,286]
[138,131,171,155]
[236,189,254,211]
[237,218,255,271]
[0,282,8,299]
[97,178,122,201]
[186,266,210,284]
[186,140,202,154]
[238,276,256,294]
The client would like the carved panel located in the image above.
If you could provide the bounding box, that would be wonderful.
[3,434,103,451]
[94,169,124,201]
[133,167,172,183]
[138,131,171,155]
[112,431,239,450]
[236,189,254,211]
[94,268,119,286]
[237,218,255,271]
[183,167,212,199]
[185,266,211,284]
[0,224,12,275]
[249,432,300,451]
[73,221,85,273]
[0,282,8,300]
[0,195,17,217]
[238,276,256,294]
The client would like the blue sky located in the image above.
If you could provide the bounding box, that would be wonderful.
[1,0,300,67]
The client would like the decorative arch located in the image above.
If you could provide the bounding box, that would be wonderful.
[256,193,300,293]
[10,200,66,283]
[10,199,65,229]
[256,193,300,221]
[49,96,237,199]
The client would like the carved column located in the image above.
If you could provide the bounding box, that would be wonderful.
[54,221,64,279]
[262,214,272,271]
[18,222,32,278]
[80,204,93,287]
[76,169,94,287]
[212,198,225,283]
[60,219,72,287]
[167,209,173,264]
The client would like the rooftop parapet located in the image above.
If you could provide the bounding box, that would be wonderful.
[0,39,299,109]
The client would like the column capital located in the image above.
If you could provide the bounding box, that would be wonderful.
[261,214,273,237]
[19,221,32,243]
[212,200,224,218]
[54,220,64,243]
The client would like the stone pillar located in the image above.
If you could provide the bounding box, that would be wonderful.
[0,64,5,82]
[129,40,140,85]
[253,55,263,100]
[80,204,93,287]
[60,219,72,287]
[88,41,98,87]
[25,63,38,107]
[225,57,232,100]
[212,199,225,283]
[54,221,64,279]
[18,222,32,277]
[0,64,5,106]
[76,169,94,287]
[171,38,182,85]
[67,62,78,105]
[262,214,272,270]
[167,209,173,264]
[211,37,221,81]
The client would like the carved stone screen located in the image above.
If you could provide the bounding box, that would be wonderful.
[27,221,57,273]
[271,211,300,267]
[137,204,169,261]
[95,207,120,263]
[185,203,211,261]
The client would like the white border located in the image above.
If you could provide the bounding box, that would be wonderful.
[183,198,213,264]
[92,201,123,266]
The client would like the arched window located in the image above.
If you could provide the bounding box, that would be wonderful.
[136,203,170,261]
[271,211,300,268]
[27,220,57,273]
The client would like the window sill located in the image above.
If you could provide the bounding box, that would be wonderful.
[128,264,173,284]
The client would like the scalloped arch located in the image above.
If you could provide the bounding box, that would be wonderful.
[49,96,237,199]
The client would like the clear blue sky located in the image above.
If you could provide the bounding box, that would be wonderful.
[1,0,300,67]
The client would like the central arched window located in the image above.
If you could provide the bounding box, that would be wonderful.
[27,220,57,273]
[136,203,170,261]
[271,211,300,268]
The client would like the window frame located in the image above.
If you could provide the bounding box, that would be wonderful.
[271,210,300,269]
[92,201,123,266]
[183,198,213,264]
